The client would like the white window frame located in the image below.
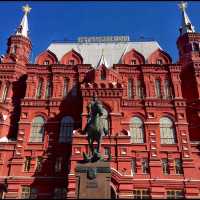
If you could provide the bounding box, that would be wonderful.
[130,117,144,144]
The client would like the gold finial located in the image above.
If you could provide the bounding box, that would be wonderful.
[22,4,32,15]
[178,1,187,11]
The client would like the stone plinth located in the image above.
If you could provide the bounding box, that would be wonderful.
[75,160,111,199]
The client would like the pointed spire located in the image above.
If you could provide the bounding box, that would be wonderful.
[16,4,31,38]
[97,49,109,68]
[178,1,195,35]
[118,44,129,64]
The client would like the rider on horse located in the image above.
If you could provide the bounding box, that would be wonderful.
[83,95,108,162]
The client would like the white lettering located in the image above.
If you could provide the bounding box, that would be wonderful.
[77,35,130,43]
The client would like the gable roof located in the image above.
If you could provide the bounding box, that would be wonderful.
[47,40,162,68]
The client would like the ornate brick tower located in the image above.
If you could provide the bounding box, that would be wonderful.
[0,4,32,139]
[2,5,32,66]
[177,1,200,141]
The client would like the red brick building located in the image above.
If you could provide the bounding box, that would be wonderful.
[0,2,200,199]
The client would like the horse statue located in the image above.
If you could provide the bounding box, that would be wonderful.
[83,95,109,162]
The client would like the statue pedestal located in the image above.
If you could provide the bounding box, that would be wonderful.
[75,160,111,199]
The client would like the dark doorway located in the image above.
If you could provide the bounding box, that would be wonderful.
[111,186,117,199]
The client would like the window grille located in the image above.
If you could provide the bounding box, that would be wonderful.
[44,60,50,65]
[133,189,150,199]
[21,186,37,199]
[36,156,43,172]
[155,79,162,98]
[156,59,163,65]
[69,59,75,65]
[36,79,43,99]
[59,116,74,143]
[130,117,144,143]
[63,78,69,97]
[127,79,133,99]
[24,157,31,172]
[101,70,106,80]
[131,59,137,65]
[30,116,45,143]
[71,82,77,96]
[21,186,30,199]
[142,158,149,174]
[136,80,144,99]
[12,45,17,54]
[162,158,170,175]
[30,188,38,199]
[55,157,62,173]
[45,79,52,98]
[131,158,137,175]
[104,147,110,156]
[175,159,183,175]
[2,83,9,103]
[160,117,176,144]
[164,80,172,99]
[167,190,184,199]
[193,42,199,51]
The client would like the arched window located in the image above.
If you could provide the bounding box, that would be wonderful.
[71,80,78,97]
[136,79,144,99]
[100,69,106,80]
[130,117,144,143]
[155,79,161,98]
[160,117,176,144]
[44,60,50,65]
[164,79,172,99]
[193,42,199,51]
[45,79,52,98]
[63,78,69,97]
[30,116,45,142]
[36,78,43,99]
[131,59,137,65]
[128,79,133,99]
[156,59,163,65]
[12,45,17,54]
[59,116,74,143]
[2,82,10,103]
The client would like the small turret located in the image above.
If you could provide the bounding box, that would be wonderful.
[2,4,32,65]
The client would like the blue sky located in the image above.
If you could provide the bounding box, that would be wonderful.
[0,1,200,63]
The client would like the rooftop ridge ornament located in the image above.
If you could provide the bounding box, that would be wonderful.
[16,4,31,38]
[178,1,195,35]
[97,48,109,68]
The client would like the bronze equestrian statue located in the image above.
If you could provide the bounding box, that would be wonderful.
[83,95,109,162]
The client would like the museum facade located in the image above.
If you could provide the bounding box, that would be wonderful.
[0,2,200,199]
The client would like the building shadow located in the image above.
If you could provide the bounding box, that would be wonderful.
[8,74,27,140]
[29,80,83,199]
